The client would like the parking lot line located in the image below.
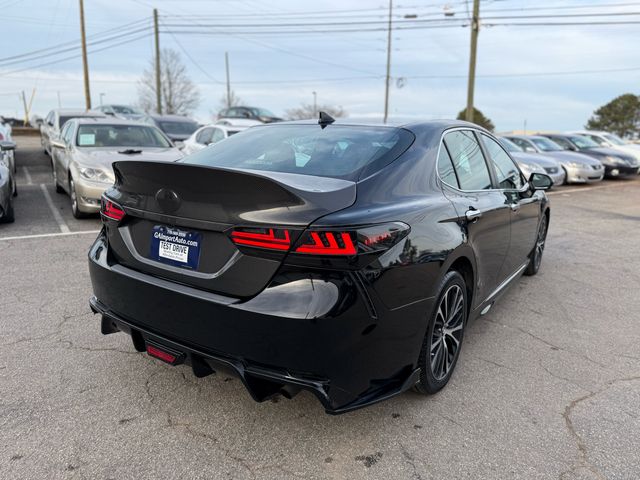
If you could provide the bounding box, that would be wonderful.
[39,183,70,233]
[22,166,33,185]
[0,229,100,242]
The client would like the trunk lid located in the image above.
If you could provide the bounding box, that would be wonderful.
[105,161,356,298]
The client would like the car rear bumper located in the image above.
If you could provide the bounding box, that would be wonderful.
[88,232,429,414]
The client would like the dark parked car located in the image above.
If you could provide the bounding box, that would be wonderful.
[89,119,552,413]
[0,141,17,223]
[218,106,283,123]
[141,114,199,143]
[539,133,639,178]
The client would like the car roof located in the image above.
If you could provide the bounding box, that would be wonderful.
[147,114,197,122]
[201,123,247,131]
[251,118,486,133]
[73,118,150,126]
[56,109,105,116]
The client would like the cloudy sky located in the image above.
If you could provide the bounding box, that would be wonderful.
[1,0,639,131]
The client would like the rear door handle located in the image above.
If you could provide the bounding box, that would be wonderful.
[465,208,482,222]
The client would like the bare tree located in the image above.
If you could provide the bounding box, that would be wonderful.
[285,103,347,120]
[138,48,200,115]
[217,90,243,112]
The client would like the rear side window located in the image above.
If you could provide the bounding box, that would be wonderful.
[443,130,492,190]
[437,144,459,188]
[481,134,524,190]
[183,124,415,181]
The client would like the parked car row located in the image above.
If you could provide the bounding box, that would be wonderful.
[502,132,639,184]
[4,104,637,226]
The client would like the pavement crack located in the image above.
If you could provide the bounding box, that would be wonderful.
[560,375,640,480]
[400,444,424,480]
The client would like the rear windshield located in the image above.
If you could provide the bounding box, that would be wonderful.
[183,124,415,180]
[60,115,101,128]
[158,121,198,136]
[76,124,171,148]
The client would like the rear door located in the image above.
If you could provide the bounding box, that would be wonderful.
[437,129,511,303]
[480,133,540,277]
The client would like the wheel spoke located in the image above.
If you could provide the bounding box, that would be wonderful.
[429,283,466,380]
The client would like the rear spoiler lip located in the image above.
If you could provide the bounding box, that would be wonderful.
[111,161,357,222]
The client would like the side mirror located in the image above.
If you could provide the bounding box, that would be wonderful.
[524,146,536,153]
[0,141,16,151]
[51,140,66,150]
[174,140,185,150]
[529,172,553,191]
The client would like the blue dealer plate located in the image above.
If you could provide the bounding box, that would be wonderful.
[149,225,202,269]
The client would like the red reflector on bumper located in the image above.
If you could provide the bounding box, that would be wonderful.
[146,344,177,364]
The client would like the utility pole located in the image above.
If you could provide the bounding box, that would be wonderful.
[225,52,231,109]
[465,0,480,122]
[312,91,317,116]
[383,0,392,124]
[153,9,162,114]
[79,0,91,110]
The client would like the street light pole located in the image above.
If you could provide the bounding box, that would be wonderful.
[78,0,91,110]
[465,0,480,122]
[100,93,105,106]
[312,91,317,117]
[383,0,392,124]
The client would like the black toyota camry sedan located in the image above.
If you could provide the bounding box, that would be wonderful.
[89,117,552,414]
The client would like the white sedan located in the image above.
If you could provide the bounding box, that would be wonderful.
[181,124,246,156]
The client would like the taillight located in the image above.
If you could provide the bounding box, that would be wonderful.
[0,133,4,141]
[229,222,410,262]
[230,227,291,250]
[100,196,125,221]
[294,231,357,255]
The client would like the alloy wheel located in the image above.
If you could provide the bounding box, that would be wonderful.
[430,284,465,381]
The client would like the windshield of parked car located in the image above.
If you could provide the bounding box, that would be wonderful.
[584,134,608,146]
[112,105,141,115]
[158,120,198,136]
[603,133,626,145]
[183,124,415,181]
[250,108,276,118]
[76,124,172,148]
[530,137,563,152]
[499,137,523,153]
[568,135,599,149]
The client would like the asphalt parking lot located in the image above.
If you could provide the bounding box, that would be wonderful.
[1,136,639,480]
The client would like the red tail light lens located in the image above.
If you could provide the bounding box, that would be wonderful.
[294,231,357,255]
[101,197,125,221]
[230,227,291,250]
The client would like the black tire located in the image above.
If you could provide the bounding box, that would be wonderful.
[415,270,467,395]
[2,195,15,223]
[69,176,87,219]
[525,214,549,276]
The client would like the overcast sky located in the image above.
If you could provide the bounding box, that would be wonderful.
[1,0,639,131]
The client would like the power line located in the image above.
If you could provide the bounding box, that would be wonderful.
[0,18,150,65]
[0,26,152,67]
[0,32,152,77]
